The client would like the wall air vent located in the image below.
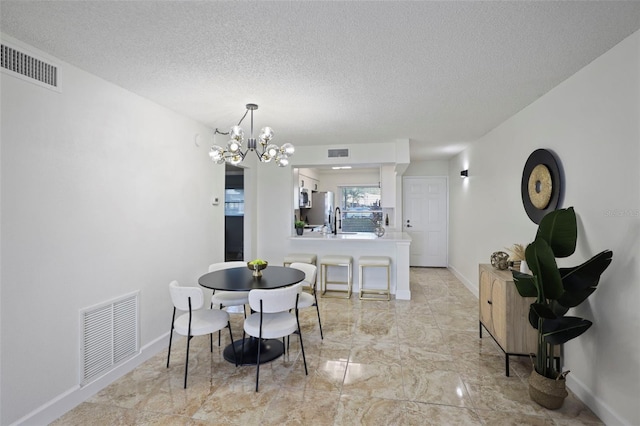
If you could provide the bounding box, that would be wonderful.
[80,291,140,385]
[1,43,60,91]
[328,148,349,158]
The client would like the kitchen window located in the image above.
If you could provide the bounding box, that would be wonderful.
[338,185,382,232]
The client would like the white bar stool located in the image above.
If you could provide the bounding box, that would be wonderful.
[283,253,317,267]
[319,255,353,299]
[358,256,391,301]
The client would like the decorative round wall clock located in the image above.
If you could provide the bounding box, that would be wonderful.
[521,149,562,224]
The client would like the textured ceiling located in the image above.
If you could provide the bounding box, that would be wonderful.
[1,1,639,160]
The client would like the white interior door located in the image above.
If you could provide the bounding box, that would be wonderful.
[402,177,448,267]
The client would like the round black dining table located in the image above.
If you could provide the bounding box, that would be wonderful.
[198,265,305,365]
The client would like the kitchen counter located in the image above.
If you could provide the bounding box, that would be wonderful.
[288,231,412,300]
[290,231,410,242]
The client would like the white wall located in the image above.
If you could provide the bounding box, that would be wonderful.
[404,160,449,176]
[0,36,225,425]
[449,30,640,425]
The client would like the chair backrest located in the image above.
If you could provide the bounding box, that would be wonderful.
[289,262,317,289]
[248,283,302,313]
[208,261,247,273]
[169,280,204,311]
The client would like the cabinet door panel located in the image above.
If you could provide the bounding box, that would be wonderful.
[490,276,507,348]
[506,282,538,354]
[479,268,494,336]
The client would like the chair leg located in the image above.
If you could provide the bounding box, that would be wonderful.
[296,309,308,376]
[255,307,263,392]
[314,292,324,339]
[167,308,176,368]
[184,335,191,389]
[218,303,224,346]
[240,332,246,367]
[255,330,262,392]
[227,321,237,367]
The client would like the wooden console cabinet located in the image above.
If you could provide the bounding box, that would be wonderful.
[478,264,539,376]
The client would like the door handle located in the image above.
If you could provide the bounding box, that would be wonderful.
[406,224,412,228]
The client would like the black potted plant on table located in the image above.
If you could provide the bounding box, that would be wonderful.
[295,220,306,236]
[512,207,612,409]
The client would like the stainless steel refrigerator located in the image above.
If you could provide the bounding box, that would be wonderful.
[305,191,334,227]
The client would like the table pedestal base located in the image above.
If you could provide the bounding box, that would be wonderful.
[223,337,284,365]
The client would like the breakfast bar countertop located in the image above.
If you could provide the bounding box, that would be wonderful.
[287,230,412,300]
[288,231,411,242]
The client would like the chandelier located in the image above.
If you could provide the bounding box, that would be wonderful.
[209,103,294,167]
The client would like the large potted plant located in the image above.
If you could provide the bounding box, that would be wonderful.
[512,207,612,409]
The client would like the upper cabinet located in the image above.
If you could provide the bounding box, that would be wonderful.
[380,165,396,208]
[299,169,320,192]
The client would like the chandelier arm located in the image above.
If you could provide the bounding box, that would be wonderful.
[214,107,250,136]
[237,108,250,126]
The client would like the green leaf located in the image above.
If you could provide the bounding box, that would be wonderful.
[531,303,557,319]
[555,250,613,308]
[528,302,558,329]
[549,300,570,317]
[536,207,577,258]
[526,238,563,300]
[512,271,538,298]
[541,317,593,345]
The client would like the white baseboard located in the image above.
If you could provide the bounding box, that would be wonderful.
[448,264,478,298]
[11,332,169,426]
[566,374,630,426]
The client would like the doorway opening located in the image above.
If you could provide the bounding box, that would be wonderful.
[225,164,244,261]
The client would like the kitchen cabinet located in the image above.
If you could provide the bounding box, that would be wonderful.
[380,165,396,208]
[299,174,319,192]
[478,264,540,376]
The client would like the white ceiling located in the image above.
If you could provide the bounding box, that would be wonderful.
[2,1,639,160]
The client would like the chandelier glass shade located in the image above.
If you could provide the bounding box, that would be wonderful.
[209,103,294,167]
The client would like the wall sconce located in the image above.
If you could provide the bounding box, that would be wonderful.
[460,169,469,178]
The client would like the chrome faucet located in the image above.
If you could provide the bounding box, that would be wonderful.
[333,207,342,235]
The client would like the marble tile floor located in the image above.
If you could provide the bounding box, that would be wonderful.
[52,268,603,425]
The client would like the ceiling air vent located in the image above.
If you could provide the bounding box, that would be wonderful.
[1,43,60,91]
[328,148,349,158]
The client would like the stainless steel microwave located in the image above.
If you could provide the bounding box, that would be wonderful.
[300,188,311,208]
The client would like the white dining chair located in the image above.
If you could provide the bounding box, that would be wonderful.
[208,261,249,344]
[242,283,308,391]
[167,280,236,388]
[289,262,323,339]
